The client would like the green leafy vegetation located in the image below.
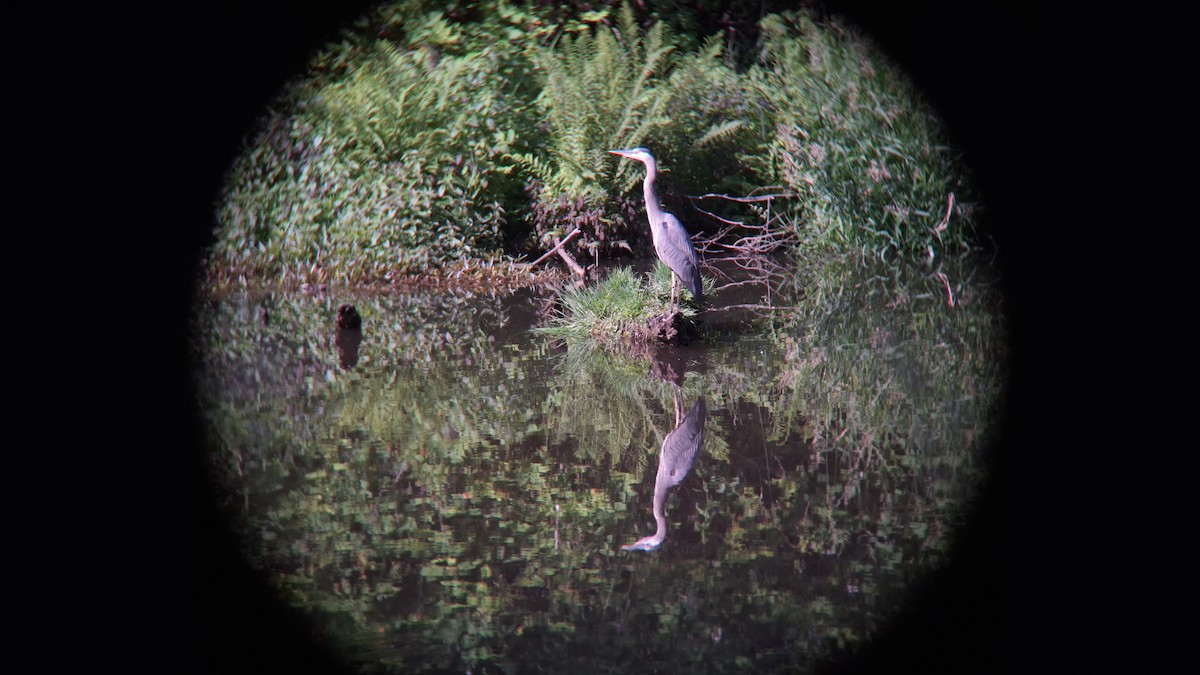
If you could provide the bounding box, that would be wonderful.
[205,0,981,289]
[211,11,536,285]
[745,11,979,258]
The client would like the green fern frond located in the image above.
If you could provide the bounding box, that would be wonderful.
[695,120,746,148]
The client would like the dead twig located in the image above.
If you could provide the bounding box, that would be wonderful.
[691,191,797,203]
[931,192,954,241]
[556,242,586,278]
[690,204,744,227]
[711,278,775,292]
[523,228,582,269]
[935,270,955,307]
[522,228,587,279]
[703,303,803,313]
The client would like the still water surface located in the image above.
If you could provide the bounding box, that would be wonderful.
[193,257,1005,673]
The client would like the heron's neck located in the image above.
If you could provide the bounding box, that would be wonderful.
[641,163,665,225]
[650,475,670,539]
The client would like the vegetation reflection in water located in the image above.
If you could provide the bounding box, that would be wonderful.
[193,255,1004,674]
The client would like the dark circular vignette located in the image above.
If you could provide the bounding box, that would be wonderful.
[137,2,1120,673]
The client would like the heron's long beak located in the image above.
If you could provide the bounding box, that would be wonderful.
[608,149,634,158]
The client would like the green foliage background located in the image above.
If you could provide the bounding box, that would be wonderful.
[207,0,980,287]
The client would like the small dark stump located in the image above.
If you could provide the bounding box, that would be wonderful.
[647,311,699,346]
[335,304,363,368]
[335,304,362,330]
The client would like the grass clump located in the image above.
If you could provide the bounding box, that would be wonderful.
[538,265,706,342]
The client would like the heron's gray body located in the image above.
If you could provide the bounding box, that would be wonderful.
[609,148,703,308]
[650,212,702,300]
[622,396,706,552]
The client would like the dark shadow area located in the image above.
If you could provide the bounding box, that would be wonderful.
[811,3,1152,674]
[177,10,384,673]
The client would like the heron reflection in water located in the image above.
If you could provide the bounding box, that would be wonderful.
[622,390,707,552]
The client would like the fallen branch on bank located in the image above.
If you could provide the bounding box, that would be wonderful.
[702,303,803,313]
[522,228,583,273]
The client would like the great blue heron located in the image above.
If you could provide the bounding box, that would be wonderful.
[622,393,707,552]
[608,148,703,314]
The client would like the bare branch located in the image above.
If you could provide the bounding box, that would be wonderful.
[524,228,582,269]
[555,239,586,278]
[690,204,745,227]
[704,303,804,313]
[711,279,775,292]
[676,189,806,317]
[690,191,798,203]
[935,270,955,308]
[931,192,954,241]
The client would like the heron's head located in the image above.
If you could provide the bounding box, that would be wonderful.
[620,532,666,552]
[608,147,655,165]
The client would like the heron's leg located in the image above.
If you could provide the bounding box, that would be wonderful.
[669,274,679,314]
